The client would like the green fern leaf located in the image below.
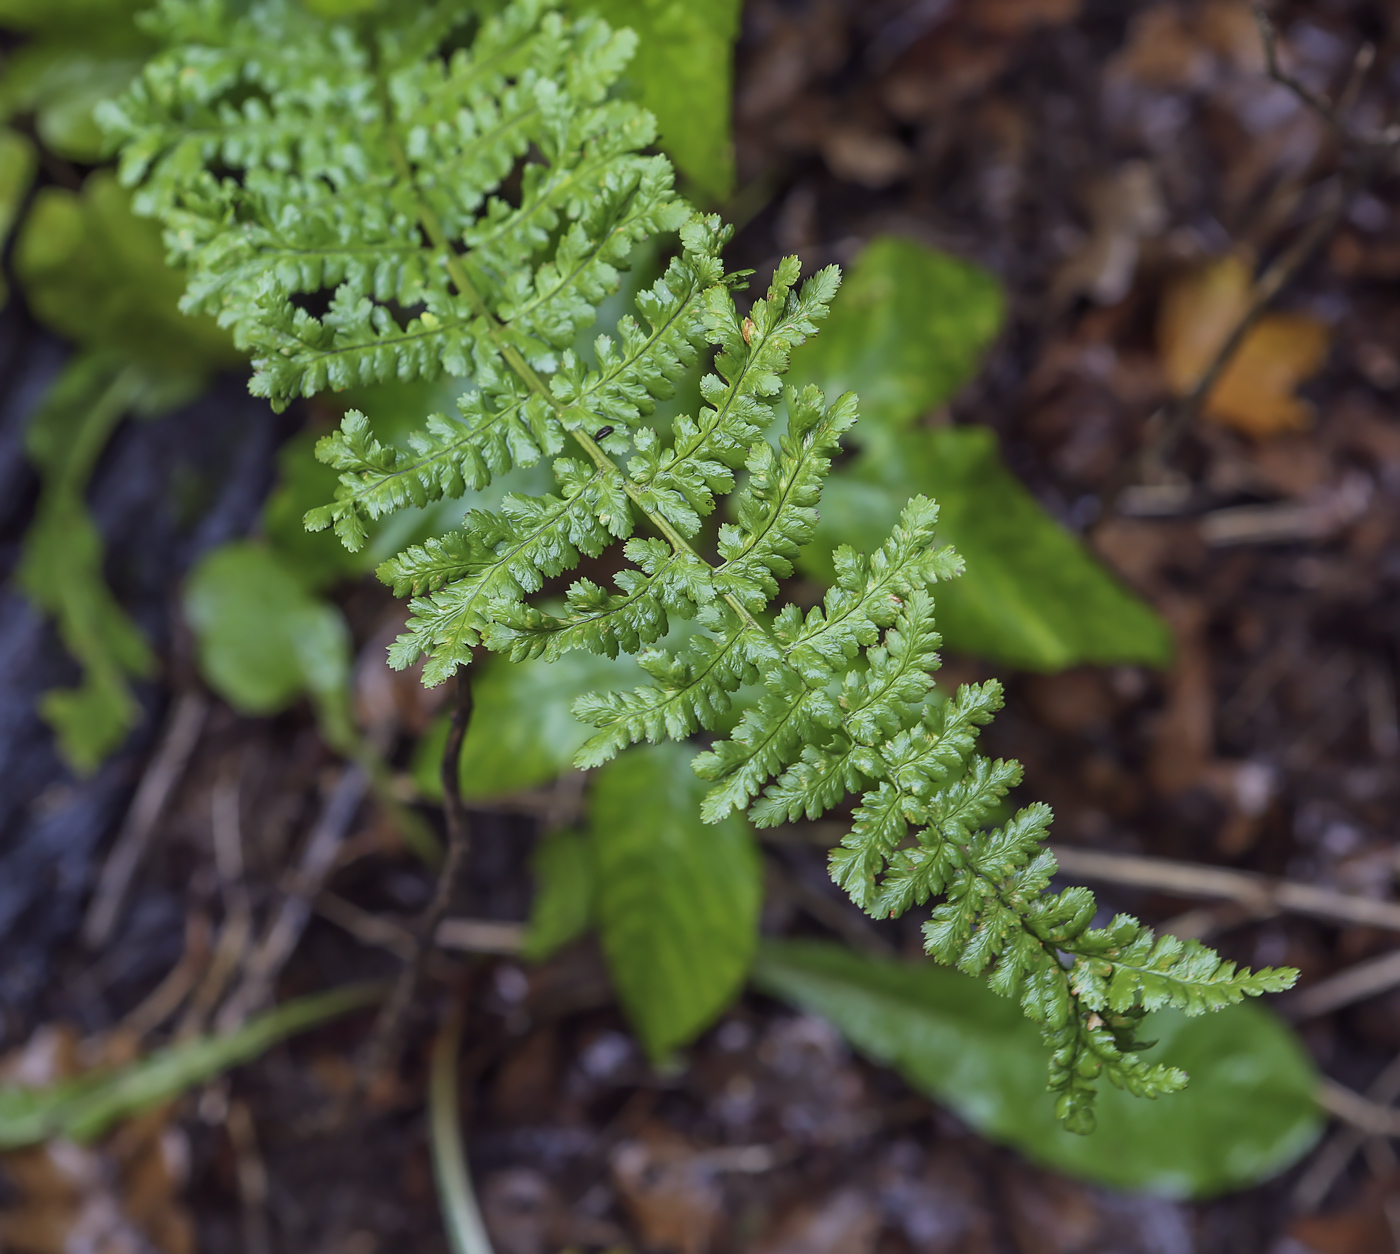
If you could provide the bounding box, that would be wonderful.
[110,0,1298,1131]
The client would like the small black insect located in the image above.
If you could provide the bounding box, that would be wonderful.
[593,426,615,441]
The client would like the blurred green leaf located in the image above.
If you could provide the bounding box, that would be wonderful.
[567,0,740,201]
[185,542,353,743]
[13,171,237,373]
[0,984,378,1150]
[592,742,761,1062]
[806,427,1173,670]
[0,0,151,161]
[753,940,1321,1198]
[15,354,169,772]
[304,0,382,16]
[523,828,596,962]
[0,0,146,31]
[412,649,633,803]
[0,128,37,306]
[262,429,373,591]
[787,235,1004,431]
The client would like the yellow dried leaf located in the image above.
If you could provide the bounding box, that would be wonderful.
[1158,255,1330,437]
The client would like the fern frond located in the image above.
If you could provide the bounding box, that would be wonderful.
[112,0,1298,1133]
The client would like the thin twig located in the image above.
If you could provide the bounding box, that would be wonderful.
[435,919,526,956]
[83,691,209,948]
[1101,10,1400,517]
[1295,1051,1400,1211]
[315,893,525,960]
[359,673,475,1089]
[1317,1078,1400,1138]
[1254,6,1397,148]
[182,755,257,1035]
[216,765,368,1031]
[316,891,415,961]
[429,1002,495,1254]
[1050,844,1400,934]
[120,912,212,1040]
[1289,949,1400,1022]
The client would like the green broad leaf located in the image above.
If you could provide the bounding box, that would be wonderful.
[412,649,634,803]
[753,940,1321,1198]
[567,0,741,201]
[804,427,1173,670]
[592,742,761,1062]
[16,354,168,773]
[787,235,1004,431]
[13,171,237,374]
[0,984,378,1150]
[784,233,1167,671]
[184,542,353,739]
[523,829,597,962]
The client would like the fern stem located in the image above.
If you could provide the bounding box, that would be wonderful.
[429,1002,495,1254]
[359,672,475,1085]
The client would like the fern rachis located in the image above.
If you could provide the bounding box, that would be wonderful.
[107,0,1296,1132]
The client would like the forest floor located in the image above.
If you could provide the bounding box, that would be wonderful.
[3,0,1400,1251]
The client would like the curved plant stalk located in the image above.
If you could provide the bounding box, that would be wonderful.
[429,1003,494,1254]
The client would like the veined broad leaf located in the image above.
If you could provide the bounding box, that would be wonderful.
[805,427,1173,670]
[15,354,170,773]
[787,234,1168,671]
[786,235,1004,433]
[0,128,35,306]
[568,0,742,202]
[753,940,1320,1197]
[593,742,761,1061]
[0,0,151,161]
[523,828,597,962]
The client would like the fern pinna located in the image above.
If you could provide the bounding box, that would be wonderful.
[106,0,1295,1132]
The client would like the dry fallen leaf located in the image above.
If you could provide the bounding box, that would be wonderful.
[967,0,1083,37]
[0,1117,194,1254]
[755,1188,881,1254]
[821,127,912,188]
[1158,254,1330,436]
[1288,1172,1400,1254]
[1108,0,1262,91]
[610,1131,723,1254]
[0,1027,195,1254]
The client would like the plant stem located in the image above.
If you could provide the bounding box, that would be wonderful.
[358,672,474,1088]
[429,1003,495,1254]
